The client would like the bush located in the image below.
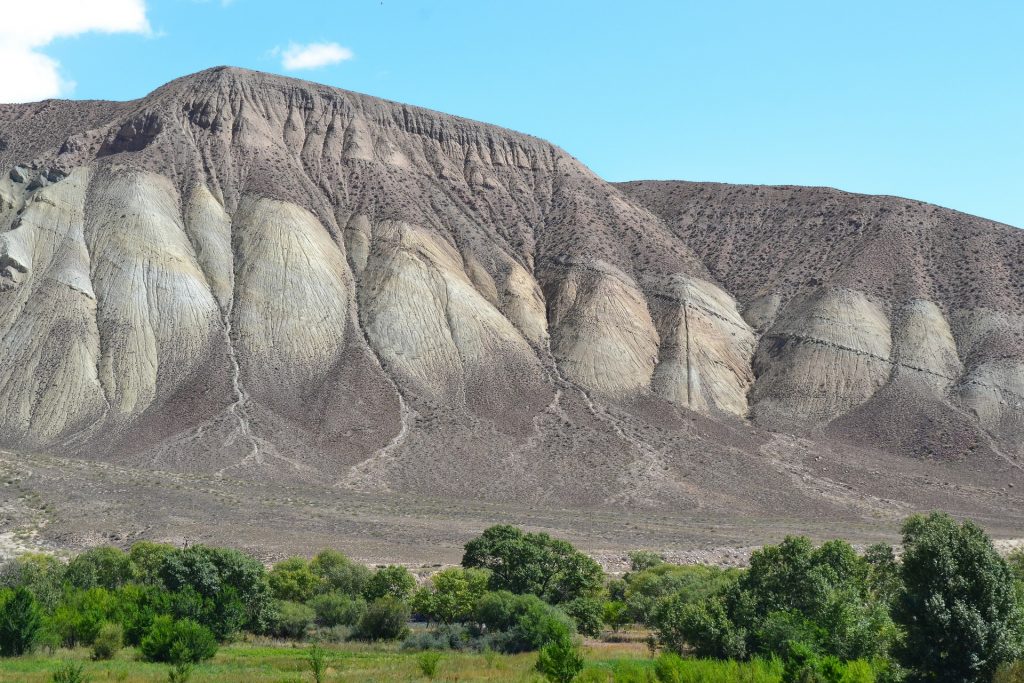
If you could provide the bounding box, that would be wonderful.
[536,635,584,683]
[562,597,603,637]
[308,643,327,683]
[895,512,1023,683]
[353,597,410,640]
[602,600,629,632]
[402,624,475,651]
[624,563,739,625]
[50,661,88,683]
[139,616,218,664]
[654,593,746,659]
[266,600,315,639]
[167,663,193,683]
[0,586,42,655]
[309,591,366,627]
[90,621,123,660]
[363,565,416,601]
[417,650,442,678]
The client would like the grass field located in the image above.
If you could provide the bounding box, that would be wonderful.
[0,639,674,682]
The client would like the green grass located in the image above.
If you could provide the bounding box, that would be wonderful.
[0,641,802,682]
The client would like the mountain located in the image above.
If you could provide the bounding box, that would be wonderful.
[0,67,1021,558]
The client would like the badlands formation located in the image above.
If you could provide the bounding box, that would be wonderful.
[0,67,1021,559]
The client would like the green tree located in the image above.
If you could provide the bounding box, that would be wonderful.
[64,547,134,590]
[462,525,603,604]
[561,597,603,638]
[128,541,176,586]
[411,567,489,624]
[158,545,273,633]
[0,553,66,610]
[0,586,41,655]
[895,512,1022,683]
[309,549,372,597]
[363,565,416,601]
[309,591,366,627]
[268,557,322,602]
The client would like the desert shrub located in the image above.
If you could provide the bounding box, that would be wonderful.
[309,549,372,597]
[353,596,410,640]
[64,547,134,591]
[309,591,365,627]
[402,623,478,651]
[139,616,217,664]
[411,567,490,624]
[417,650,443,678]
[562,597,603,637]
[90,621,123,660]
[269,557,321,603]
[895,512,1023,682]
[462,525,604,604]
[0,586,41,655]
[629,551,665,572]
[363,565,416,601]
[536,634,584,683]
[266,600,315,639]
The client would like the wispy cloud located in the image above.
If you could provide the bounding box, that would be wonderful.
[278,42,354,71]
[0,0,151,103]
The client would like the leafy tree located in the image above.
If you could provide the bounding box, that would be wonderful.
[536,634,584,683]
[47,587,117,647]
[64,547,134,590]
[158,545,273,633]
[268,557,321,602]
[0,586,41,655]
[602,600,629,632]
[561,597,603,637]
[411,567,489,624]
[895,512,1022,683]
[128,541,176,586]
[353,596,411,640]
[309,549,372,597]
[0,553,65,610]
[363,565,416,602]
[624,563,739,625]
[863,544,901,607]
[656,592,746,659]
[462,525,603,604]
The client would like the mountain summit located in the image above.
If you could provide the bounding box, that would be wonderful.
[0,68,1021,554]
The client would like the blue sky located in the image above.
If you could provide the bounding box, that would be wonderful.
[4,1,1022,228]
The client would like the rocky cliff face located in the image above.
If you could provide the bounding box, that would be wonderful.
[0,68,1021,512]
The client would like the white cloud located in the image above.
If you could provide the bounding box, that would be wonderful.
[0,0,150,103]
[280,42,353,71]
